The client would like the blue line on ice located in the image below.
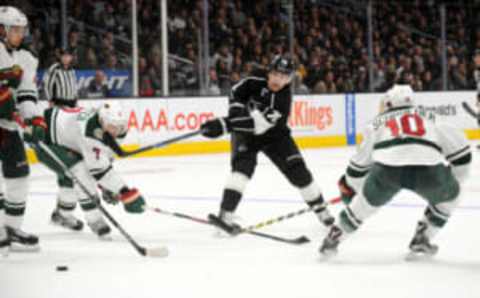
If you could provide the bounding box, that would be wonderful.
[30,191,480,211]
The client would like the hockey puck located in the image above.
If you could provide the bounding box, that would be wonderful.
[56,265,69,272]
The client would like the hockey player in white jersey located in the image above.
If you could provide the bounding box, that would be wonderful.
[320,84,472,258]
[29,102,146,238]
[42,47,86,232]
[461,49,480,149]
[0,6,45,254]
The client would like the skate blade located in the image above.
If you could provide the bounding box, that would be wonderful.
[9,243,41,253]
[50,220,83,232]
[212,229,234,238]
[0,248,9,257]
[318,247,338,261]
[405,250,436,261]
[97,234,113,241]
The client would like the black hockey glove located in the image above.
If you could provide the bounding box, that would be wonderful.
[201,117,230,138]
[462,101,480,121]
[338,175,356,204]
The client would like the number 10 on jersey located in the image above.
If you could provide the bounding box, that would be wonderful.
[386,113,426,137]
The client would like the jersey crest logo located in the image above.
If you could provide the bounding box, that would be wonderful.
[261,88,269,97]
[265,110,282,124]
[94,128,103,140]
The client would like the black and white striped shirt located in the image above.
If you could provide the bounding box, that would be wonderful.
[43,62,77,103]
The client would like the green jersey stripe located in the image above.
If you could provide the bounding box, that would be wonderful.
[346,166,369,178]
[450,153,472,166]
[374,137,442,153]
[51,108,59,144]
[446,145,470,160]
[350,160,371,170]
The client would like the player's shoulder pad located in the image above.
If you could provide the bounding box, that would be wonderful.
[19,48,39,67]
[436,121,470,153]
[244,75,267,81]
[244,76,267,84]
[436,122,464,137]
[77,108,99,130]
[232,76,266,90]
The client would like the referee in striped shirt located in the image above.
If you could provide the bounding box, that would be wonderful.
[43,47,78,107]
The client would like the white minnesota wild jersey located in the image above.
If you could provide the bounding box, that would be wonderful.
[44,106,115,176]
[0,41,40,130]
[348,106,470,172]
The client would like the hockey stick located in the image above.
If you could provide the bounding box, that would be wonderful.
[209,197,342,235]
[462,102,479,119]
[146,206,210,225]
[146,206,310,245]
[35,141,168,257]
[113,130,203,158]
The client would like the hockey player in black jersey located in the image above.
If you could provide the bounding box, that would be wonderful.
[201,55,334,232]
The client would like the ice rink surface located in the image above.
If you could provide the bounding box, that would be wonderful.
[1,146,479,298]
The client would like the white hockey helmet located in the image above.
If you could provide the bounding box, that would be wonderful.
[98,102,129,136]
[0,6,28,45]
[0,6,28,29]
[382,84,415,110]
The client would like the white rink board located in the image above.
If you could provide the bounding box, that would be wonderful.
[288,94,345,137]
[75,95,347,146]
[35,91,478,151]
[355,91,478,133]
[75,98,226,145]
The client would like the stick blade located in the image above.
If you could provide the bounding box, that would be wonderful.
[146,246,169,258]
[249,231,311,245]
[295,235,311,244]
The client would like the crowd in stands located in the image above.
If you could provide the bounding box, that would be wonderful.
[6,0,480,97]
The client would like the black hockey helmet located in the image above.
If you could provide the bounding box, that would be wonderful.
[268,55,294,76]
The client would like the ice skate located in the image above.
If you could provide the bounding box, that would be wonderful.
[315,205,335,227]
[87,217,112,240]
[51,208,84,231]
[0,227,10,257]
[6,226,40,252]
[319,225,343,258]
[406,221,439,260]
[209,210,242,236]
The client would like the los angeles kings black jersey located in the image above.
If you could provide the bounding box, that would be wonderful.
[228,76,292,139]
